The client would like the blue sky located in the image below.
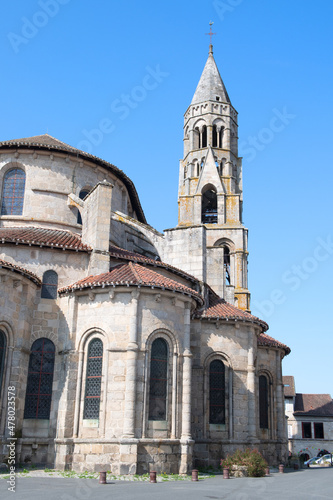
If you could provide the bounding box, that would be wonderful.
[1,0,333,394]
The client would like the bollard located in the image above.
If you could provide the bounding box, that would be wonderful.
[191,469,199,481]
[149,471,157,483]
[265,467,270,476]
[279,464,284,473]
[223,467,230,479]
[99,471,107,484]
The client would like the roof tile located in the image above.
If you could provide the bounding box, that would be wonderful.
[0,258,41,285]
[294,393,333,416]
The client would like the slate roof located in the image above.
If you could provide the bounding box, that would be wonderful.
[294,394,333,417]
[191,46,231,105]
[282,376,296,397]
[0,226,91,252]
[193,287,269,331]
[0,258,41,285]
[58,261,204,304]
[0,134,147,224]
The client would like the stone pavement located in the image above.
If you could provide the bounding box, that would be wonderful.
[0,467,332,500]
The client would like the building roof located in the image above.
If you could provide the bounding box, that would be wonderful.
[58,261,204,304]
[282,376,296,397]
[0,258,41,285]
[294,393,333,417]
[257,333,291,355]
[191,45,231,105]
[0,134,147,224]
[193,287,269,330]
[0,226,91,252]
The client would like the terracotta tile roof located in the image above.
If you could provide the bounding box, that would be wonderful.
[258,333,291,355]
[0,226,91,252]
[0,134,146,224]
[0,258,41,285]
[294,393,333,416]
[282,376,296,397]
[193,288,269,331]
[58,261,204,304]
[109,244,199,284]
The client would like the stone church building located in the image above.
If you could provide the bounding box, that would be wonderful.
[0,44,290,473]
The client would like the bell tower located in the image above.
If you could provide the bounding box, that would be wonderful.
[164,43,250,310]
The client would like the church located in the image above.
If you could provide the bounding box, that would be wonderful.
[0,42,290,473]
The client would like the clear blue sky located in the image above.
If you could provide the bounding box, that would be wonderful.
[1,1,333,394]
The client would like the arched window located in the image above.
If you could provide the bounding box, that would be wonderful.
[148,338,168,421]
[209,360,225,424]
[223,246,231,285]
[41,270,58,299]
[24,338,55,419]
[202,187,217,224]
[0,330,6,398]
[1,168,26,215]
[83,338,103,420]
[212,125,218,148]
[259,375,269,429]
[77,188,90,225]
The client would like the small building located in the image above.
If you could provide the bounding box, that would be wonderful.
[283,376,333,461]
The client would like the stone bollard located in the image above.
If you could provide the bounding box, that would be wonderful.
[223,467,230,479]
[265,467,270,476]
[149,471,157,483]
[191,469,199,481]
[279,464,284,473]
[99,471,107,484]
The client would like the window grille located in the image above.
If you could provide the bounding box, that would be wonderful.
[83,338,103,419]
[24,338,55,419]
[0,330,6,398]
[209,359,225,424]
[41,270,58,299]
[1,168,26,215]
[148,338,168,421]
[259,375,269,429]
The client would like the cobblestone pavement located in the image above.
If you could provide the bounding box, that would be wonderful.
[0,467,332,499]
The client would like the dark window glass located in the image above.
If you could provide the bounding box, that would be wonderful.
[83,338,103,419]
[24,338,55,419]
[0,330,6,398]
[259,375,269,429]
[41,270,58,299]
[314,422,324,439]
[1,168,26,215]
[209,360,225,424]
[212,125,217,148]
[302,422,312,438]
[149,338,168,421]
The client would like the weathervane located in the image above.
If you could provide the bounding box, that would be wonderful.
[205,21,216,45]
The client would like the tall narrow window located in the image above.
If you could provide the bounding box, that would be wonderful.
[212,125,218,147]
[302,422,312,438]
[77,189,90,224]
[149,338,168,421]
[202,187,217,223]
[314,422,324,439]
[41,270,58,299]
[202,125,207,148]
[209,360,225,424]
[1,168,26,215]
[83,338,103,420]
[24,338,55,419]
[223,246,231,285]
[0,330,6,398]
[259,375,269,429]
